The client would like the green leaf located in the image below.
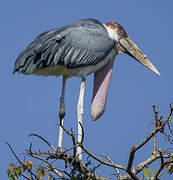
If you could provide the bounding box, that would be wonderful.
[144,168,149,179]
[163,150,168,154]
[7,169,12,178]
[13,171,18,179]
[39,166,44,176]
[168,119,173,122]
[36,169,42,180]
[148,168,155,176]
[169,165,173,174]
[166,163,171,170]
[46,173,50,180]
[14,167,22,176]
[9,163,14,170]
[22,165,27,172]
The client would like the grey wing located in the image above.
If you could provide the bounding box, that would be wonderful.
[13,19,116,75]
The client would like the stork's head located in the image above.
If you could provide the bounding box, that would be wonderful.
[105,22,160,75]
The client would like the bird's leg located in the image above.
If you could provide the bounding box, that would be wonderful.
[57,76,67,153]
[77,78,85,161]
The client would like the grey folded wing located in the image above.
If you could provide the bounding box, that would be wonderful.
[13,19,116,75]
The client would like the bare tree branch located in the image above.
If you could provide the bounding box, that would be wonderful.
[127,105,168,171]
[5,142,39,180]
[28,143,65,179]
[6,104,173,180]
[101,153,121,178]
[29,133,56,152]
[80,143,126,171]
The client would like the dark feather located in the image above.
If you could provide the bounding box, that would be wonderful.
[13,19,116,74]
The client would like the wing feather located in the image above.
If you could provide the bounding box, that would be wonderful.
[13,19,116,74]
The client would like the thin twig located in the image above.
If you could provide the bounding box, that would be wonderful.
[101,154,121,178]
[5,142,23,165]
[168,104,173,119]
[20,172,32,180]
[62,145,77,154]
[128,117,167,170]
[70,128,77,157]
[132,149,171,176]
[5,142,39,180]
[154,150,164,178]
[28,143,65,179]
[140,174,144,180]
[29,133,56,152]
[159,159,173,177]
[126,104,173,177]
[91,163,102,173]
[152,105,158,154]
[58,123,72,136]
[80,144,126,171]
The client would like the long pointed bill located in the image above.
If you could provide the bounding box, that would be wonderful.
[119,37,160,75]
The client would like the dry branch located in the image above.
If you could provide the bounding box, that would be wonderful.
[6,104,173,180]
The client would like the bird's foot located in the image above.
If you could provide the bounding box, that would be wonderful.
[56,146,63,154]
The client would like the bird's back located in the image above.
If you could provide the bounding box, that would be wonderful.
[13,19,116,76]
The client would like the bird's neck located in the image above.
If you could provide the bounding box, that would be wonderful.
[103,24,118,42]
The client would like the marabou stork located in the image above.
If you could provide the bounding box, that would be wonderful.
[13,19,160,161]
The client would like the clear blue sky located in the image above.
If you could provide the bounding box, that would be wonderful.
[1,0,173,179]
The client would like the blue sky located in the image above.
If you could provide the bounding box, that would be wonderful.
[1,0,173,179]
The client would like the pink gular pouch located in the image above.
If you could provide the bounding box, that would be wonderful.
[91,60,114,121]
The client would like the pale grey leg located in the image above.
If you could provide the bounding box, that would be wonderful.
[77,78,85,161]
[58,76,67,152]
